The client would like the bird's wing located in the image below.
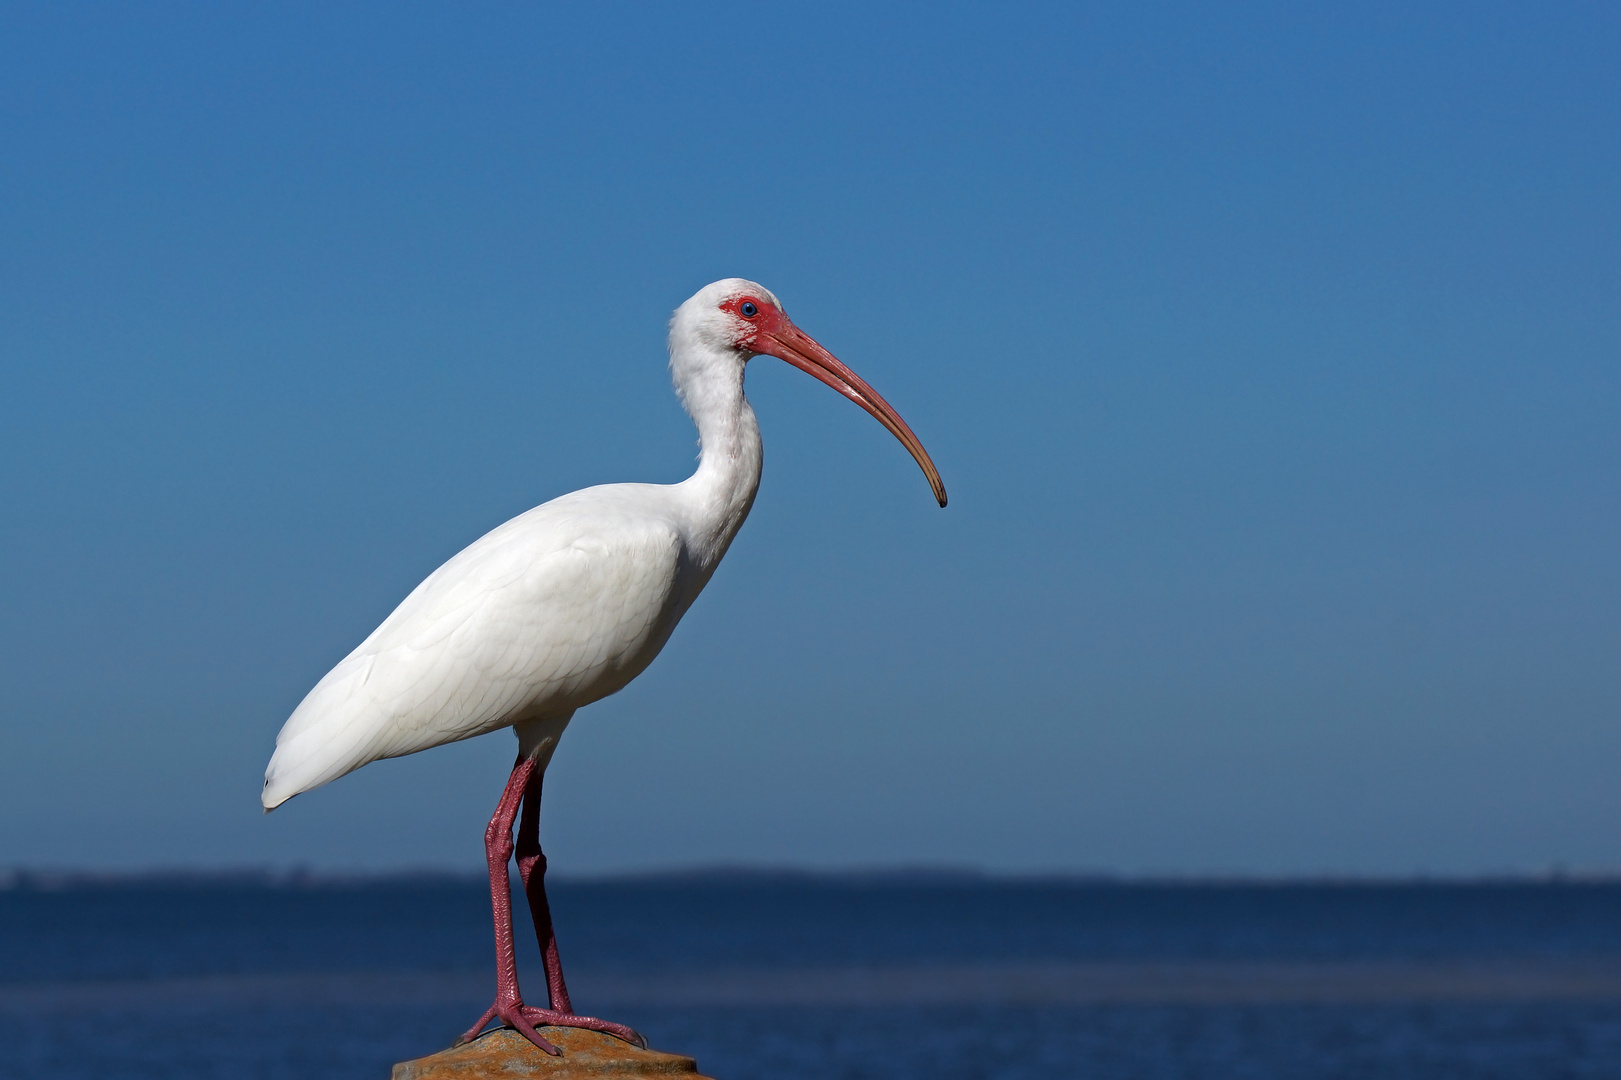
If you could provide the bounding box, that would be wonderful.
[263,497,683,807]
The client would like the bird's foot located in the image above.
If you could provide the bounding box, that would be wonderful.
[456,999,561,1055]
[456,999,647,1055]
[519,1005,647,1049]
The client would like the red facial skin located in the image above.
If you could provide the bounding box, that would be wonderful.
[719,296,948,508]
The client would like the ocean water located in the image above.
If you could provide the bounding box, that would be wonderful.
[3,874,1621,1079]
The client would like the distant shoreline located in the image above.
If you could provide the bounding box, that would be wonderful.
[5,864,1620,891]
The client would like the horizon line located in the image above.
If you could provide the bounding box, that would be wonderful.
[4,862,1620,892]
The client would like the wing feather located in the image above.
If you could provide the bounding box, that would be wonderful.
[263,494,684,808]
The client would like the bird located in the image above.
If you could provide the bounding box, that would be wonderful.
[261,278,946,1055]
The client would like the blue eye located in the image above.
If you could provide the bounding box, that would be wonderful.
[740,301,758,318]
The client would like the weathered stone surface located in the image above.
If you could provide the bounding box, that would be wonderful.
[392,1028,716,1080]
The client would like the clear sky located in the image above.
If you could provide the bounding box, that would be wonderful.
[1,2,1618,876]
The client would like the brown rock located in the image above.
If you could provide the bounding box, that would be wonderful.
[392,1027,716,1080]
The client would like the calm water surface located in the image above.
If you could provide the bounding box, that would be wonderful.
[3,876,1620,1078]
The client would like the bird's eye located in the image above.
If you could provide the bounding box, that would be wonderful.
[740,301,759,318]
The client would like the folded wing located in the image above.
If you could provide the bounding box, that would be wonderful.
[263,495,684,808]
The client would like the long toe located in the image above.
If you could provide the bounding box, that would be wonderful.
[505,1008,563,1056]
[458,1001,563,1056]
[455,1003,500,1046]
[518,1006,646,1049]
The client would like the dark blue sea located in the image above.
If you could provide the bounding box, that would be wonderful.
[4,873,1621,1079]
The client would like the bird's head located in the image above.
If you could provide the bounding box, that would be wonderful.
[671,278,947,507]
[674,277,787,355]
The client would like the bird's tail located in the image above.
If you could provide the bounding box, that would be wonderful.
[262,725,375,810]
[261,657,384,809]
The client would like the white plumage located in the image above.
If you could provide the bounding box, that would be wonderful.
[258,277,943,1053]
[263,489,693,807]
[265,280,942,811]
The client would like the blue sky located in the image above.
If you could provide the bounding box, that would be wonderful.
[1,2,1618,874]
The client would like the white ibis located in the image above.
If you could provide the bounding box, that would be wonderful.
[261,279,946,1054]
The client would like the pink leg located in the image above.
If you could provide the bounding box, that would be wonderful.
[456,754,645,1054]
[456,755,561,1055]
[513,763,647,1048]
[515,767,573,1013]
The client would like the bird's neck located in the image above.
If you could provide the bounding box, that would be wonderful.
[673,351,763,570]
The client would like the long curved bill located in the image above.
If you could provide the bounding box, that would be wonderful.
[757,319,947,507]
